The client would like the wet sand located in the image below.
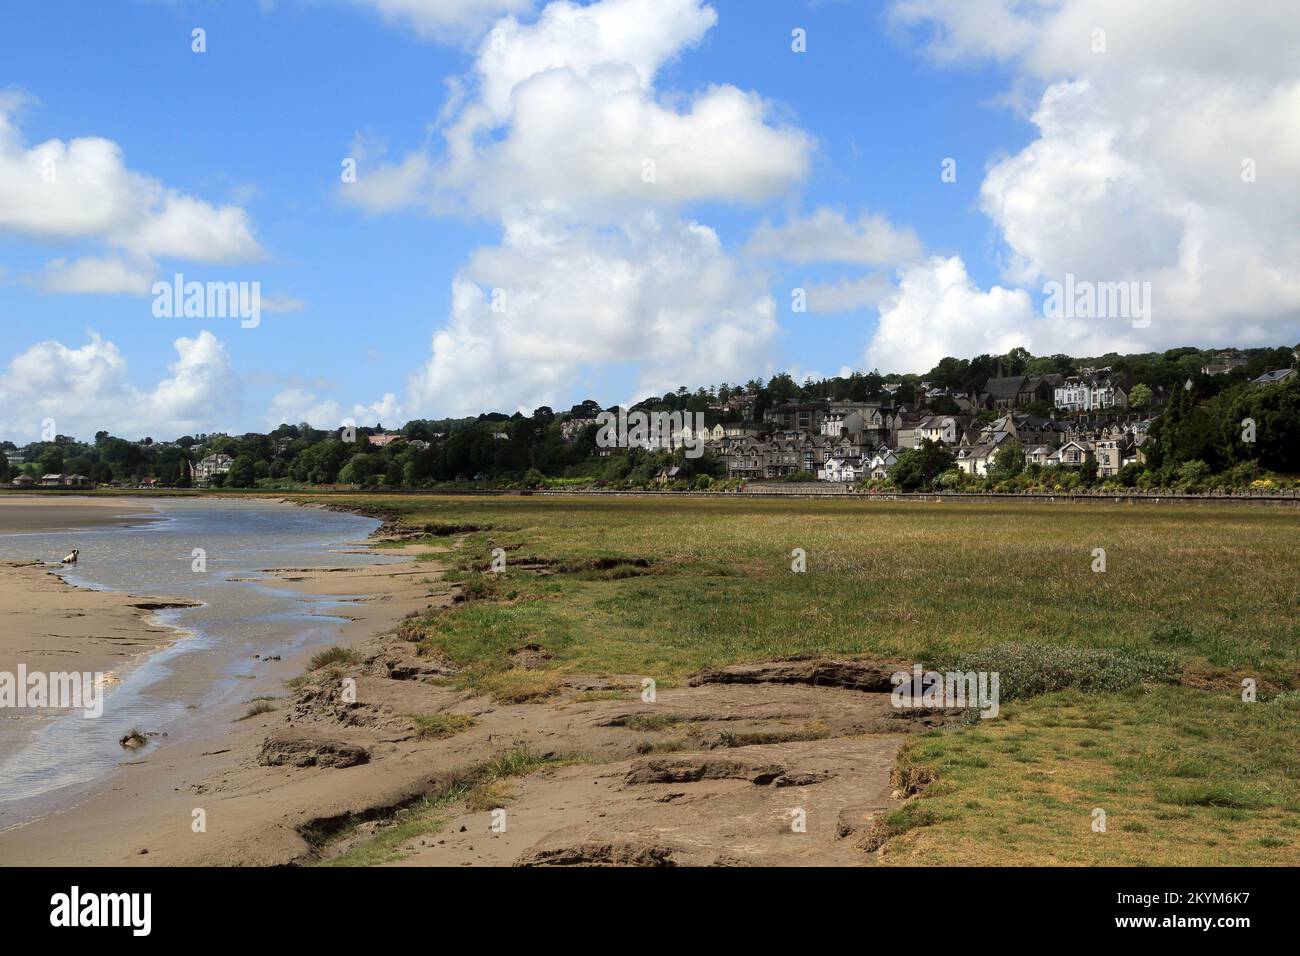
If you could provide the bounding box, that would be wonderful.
[0,498,199,781]
[0,495,159,533]
[0,539,445,865]
[0,560,197,689]
[0,497,188,684]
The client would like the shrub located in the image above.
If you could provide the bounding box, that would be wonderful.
[238,700,277,721]
[947,642,1182,702]
[308,645,361,669]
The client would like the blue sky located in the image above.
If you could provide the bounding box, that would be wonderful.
[2,0,1296,440]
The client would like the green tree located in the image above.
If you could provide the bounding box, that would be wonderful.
[227,456,257,488]
[890,440,955,491]
[989,439,1025,482]
[39,447,64,474]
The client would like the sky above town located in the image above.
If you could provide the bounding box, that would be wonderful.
[1,0,1297,441]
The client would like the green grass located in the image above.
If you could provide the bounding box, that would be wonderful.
[409,712,477,739]
[236,700,278,721]
[883,686,1300,865]
[296,494,1300,683]
[289,493,1300,865]
[320,743,553,867]
[307,645,361,670]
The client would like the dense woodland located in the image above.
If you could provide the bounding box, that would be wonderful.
[3,345,1297,492]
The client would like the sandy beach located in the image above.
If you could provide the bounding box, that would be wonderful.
[0,498,197,758]
[0,560,197,694]
[0,502,448,865]
[0,495,159,534]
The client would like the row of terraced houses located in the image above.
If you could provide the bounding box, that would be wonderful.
[595,363,1296,483]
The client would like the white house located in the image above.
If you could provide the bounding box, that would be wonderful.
[955,443,998,477]
[194,453,234,483]
[867,449,898,480]
[819,456,863,483]
[1052,439,1094,468]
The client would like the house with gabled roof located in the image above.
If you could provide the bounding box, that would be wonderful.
[819,455,864,483]
[1252,368,1296,386]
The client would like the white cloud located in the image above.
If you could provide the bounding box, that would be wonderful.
[262,293,308,314]
[124,193,261,264]
[0,330,239,441]
[353,392,403,424]
[339,0,811,416]
[747,208,923,266]
[267,389,403,430]
[439,72,811,216]
[353,0,535,41]
[474,0,716,120]
[890,0,1300,350]
[893,0,1300,84]
[865,255,1150,373]
[38,256,153,295]
[341,0,810,218]
[867,257,1036,373]
[268,389,342,430]
[804,275,895,314]
[341,151,433,215]
[0,96,262,297]
[408,214,778,416]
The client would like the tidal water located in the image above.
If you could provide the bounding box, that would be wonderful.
[0,498,397,826]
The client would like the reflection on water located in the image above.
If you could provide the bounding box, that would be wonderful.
[0,498,396,825]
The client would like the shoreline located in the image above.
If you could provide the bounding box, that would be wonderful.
[0,497,203,768]
[0,560,201,689]
[0,508,448,865]
[0,497,917,867]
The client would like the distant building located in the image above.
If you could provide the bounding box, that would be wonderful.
[1201,351,1247,376]
[763,402,828,432]
[1251,368,1296,386]
[1054,370,1133,413]
[36,474,90,488]
[978,376,1028,412]
[368,433,402,448]
[194,453,234,484]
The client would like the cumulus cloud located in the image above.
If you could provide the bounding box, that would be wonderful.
[804,275,895,314]
[341,0,808,417]
[747,208,923,266]
[340,0,810,219]
[408,214,778,415]
[866,255,1150,373]
[888,0,1300,350]
[0,95,262,298]
[0,330,239,441]
[267,388,403,430]
[37,256,154,295]
[352,0,536,41]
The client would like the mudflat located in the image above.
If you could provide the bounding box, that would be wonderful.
[0,495,158,533]
[0,497,197,767]
[0,497,184,681]
[0,560,196,685]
